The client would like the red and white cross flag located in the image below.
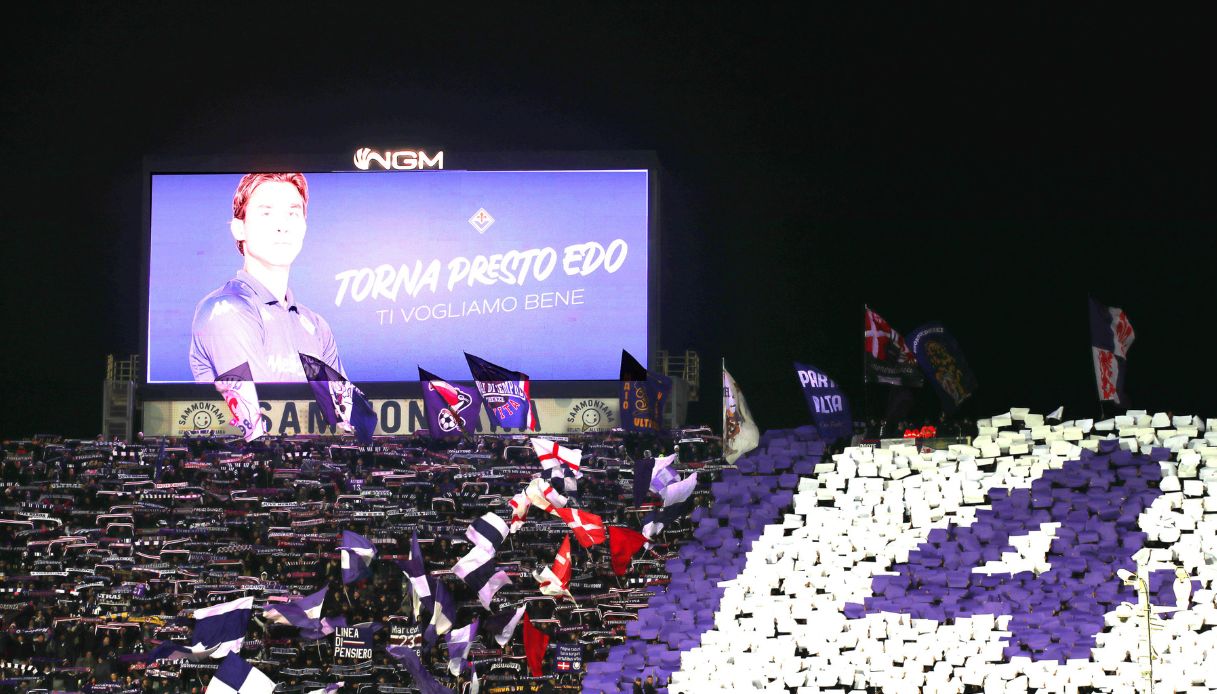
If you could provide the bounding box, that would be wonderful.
[530,438,582,477]
[553,507,606,548]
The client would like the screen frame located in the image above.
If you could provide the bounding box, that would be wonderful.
[139,150,660,400]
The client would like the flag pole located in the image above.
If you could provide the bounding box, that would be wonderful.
[862,305,870,434]
[721,358,727,441]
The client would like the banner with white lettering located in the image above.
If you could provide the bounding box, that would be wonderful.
[148,170,649,383]
[793,362,852,444]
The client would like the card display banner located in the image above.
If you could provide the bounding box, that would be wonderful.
[792,362,852,443]
[905,322,979,415]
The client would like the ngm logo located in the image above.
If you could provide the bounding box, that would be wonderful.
[352,148,444,171]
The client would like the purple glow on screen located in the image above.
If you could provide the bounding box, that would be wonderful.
[147,170,649,383]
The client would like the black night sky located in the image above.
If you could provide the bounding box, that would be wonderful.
[2,5,1214,438]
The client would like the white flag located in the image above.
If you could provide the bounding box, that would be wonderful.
[723,367,760,464]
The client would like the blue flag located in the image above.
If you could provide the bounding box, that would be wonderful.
[418,366,482,437]
[619,350,672,432]
[793,362,853,444]
[299,353,377,444]
[906,323,979,415]
[464,352,538,431]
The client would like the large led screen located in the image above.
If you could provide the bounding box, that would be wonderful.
[147,170,649,383]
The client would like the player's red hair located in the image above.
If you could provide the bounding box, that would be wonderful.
[232,173,309,255]
[232,173,309,220]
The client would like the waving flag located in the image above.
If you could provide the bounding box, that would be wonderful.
[648,452,680,494]
[632,456,656,506]
[508,490,531,532]
[455,514,513,608]
[147,596,254,661]
[722,365,760,464]
[304,615,346,643]
[419,366,481,437]
[454,545,512,609]
[642,472,699,539]
[465,512,510,553]
[609,526,649,576]
[553,507,606,547]
[446,619,479,676]
[305,684,343,694]
[619,349,672,432]
[535,535,574,601]
[525,478,568,514]
[1089,297,1135,405]
[424,579,455,644]
[481,605,526,648]
[397,531,434,620]
[205,653,276,694]
[906,323,978,415]
[338,530,376,584]
[465,352,538,431]
[863,306,924,388]
[523,613,549,678]
[794,362,853,443]
[214,363,267,442]
[263,587,331,637]
[531,437,582,493]
[388,644,454,694]
[300,353,377,444]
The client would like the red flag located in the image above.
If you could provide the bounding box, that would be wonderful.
[551,535,572,587]
[553,508,606,548]
[522,613,549,677]
[608,526,648,576]
[535,535,574,601]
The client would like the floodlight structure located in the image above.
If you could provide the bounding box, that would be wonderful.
[1117,568,1157,694]
[1117,566,1195,694]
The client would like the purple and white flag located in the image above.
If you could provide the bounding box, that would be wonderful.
[648,452,680,494]
[480,605,526,648]
[388,644,454,694]
[446,619,479,676]
[147,596,254,661]
[205,653,275,694]
[424,578,455,644]
[263,587,326,630]
[397,531,434,620]
[454,545,512,609]
[643,472,699,540]
[338,530,375,584]
[465,512,510,554]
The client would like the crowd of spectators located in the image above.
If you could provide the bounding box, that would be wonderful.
[0,428,727,693]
